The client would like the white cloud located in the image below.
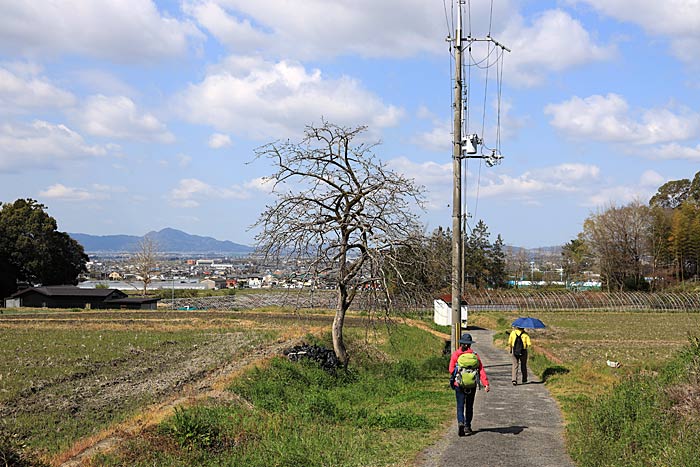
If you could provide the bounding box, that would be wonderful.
[75,95,175,143]
[648,142,700,161]
[0,0,202,61]
[0,120,106,173]
[169,178,257,207]
[569,0,700,62]
[386,158,665,231]
[39,183,107,201]
[184,0,456,59]
[177,154,192,167]
[583,171,662,207]
[0,66,75,113]
[208,132,232,148]
[585,186,646,208]
[70,69,136,96]
[389,157,452,187]
[412,121,451,152]
[539,163,602,183]
[386,157,454,210]
[244,176,276,194]
[412,107,453,153]
[477,163,601,199]
[545,94,700,145]
[639,170,666,188]
[184,2,609,86]
[183,1,268,52]
[412,100,526,153]
[416,106,435,120]
[500,9,614,86]
[384,159,603,210]
[175,56,403,139]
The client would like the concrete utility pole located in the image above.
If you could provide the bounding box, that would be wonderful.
[450,1,510,352]
[450,3,463,353]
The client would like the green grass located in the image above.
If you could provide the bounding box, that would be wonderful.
[566,336,700,467]
[95,324,454,467]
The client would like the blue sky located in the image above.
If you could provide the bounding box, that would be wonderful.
[1,0,699,249]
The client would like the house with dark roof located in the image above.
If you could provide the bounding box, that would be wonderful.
[4,286,159,310]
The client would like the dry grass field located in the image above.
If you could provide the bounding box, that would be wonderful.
[0,309,344,465]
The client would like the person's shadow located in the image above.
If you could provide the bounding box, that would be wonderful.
[473,425,526,435]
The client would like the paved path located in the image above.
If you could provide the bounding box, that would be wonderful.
[415,328,576,467]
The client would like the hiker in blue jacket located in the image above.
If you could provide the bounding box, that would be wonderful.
[448,333,490,436]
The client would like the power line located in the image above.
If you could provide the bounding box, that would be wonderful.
[443,0,452,37]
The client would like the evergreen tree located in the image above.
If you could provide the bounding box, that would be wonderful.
[0,199,88,298]
[488,234,507,288]
[464,220,491,289]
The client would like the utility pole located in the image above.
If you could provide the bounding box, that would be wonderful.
[450,3,464,353]
[450,1,509,352]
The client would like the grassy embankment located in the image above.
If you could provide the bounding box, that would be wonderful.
[0,308,453,467]
[468,310,700,467]
[94,322,452,467]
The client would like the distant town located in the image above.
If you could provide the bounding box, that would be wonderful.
[80,253,328,292]
[79,248,602,294]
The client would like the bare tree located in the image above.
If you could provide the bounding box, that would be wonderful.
[253,122,425,365]
[582,201,652,291]
[506,247,529,283]
[132,237,159,297]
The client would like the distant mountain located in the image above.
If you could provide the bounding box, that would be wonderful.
[70,228,254,254]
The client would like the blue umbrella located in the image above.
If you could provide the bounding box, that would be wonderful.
[512,317,546,329]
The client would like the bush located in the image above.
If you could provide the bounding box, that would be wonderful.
[163,406,227,452]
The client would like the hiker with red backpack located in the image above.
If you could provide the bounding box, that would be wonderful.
[508,326,531,385]
[448,333,490,436]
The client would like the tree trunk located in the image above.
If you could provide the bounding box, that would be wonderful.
[333,286,349,367]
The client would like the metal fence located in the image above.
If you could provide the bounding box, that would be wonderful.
[163,289,700,312]
[462,289,700,312]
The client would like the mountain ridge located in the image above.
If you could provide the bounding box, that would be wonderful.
[70,228,254,254]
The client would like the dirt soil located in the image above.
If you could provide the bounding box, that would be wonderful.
[55,334,305,467]
[0,310,352,466]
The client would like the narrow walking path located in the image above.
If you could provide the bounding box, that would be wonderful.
[414,328,576,467]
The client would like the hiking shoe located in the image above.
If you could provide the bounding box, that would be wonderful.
[458,424,465,437]
[465,426,473,435]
